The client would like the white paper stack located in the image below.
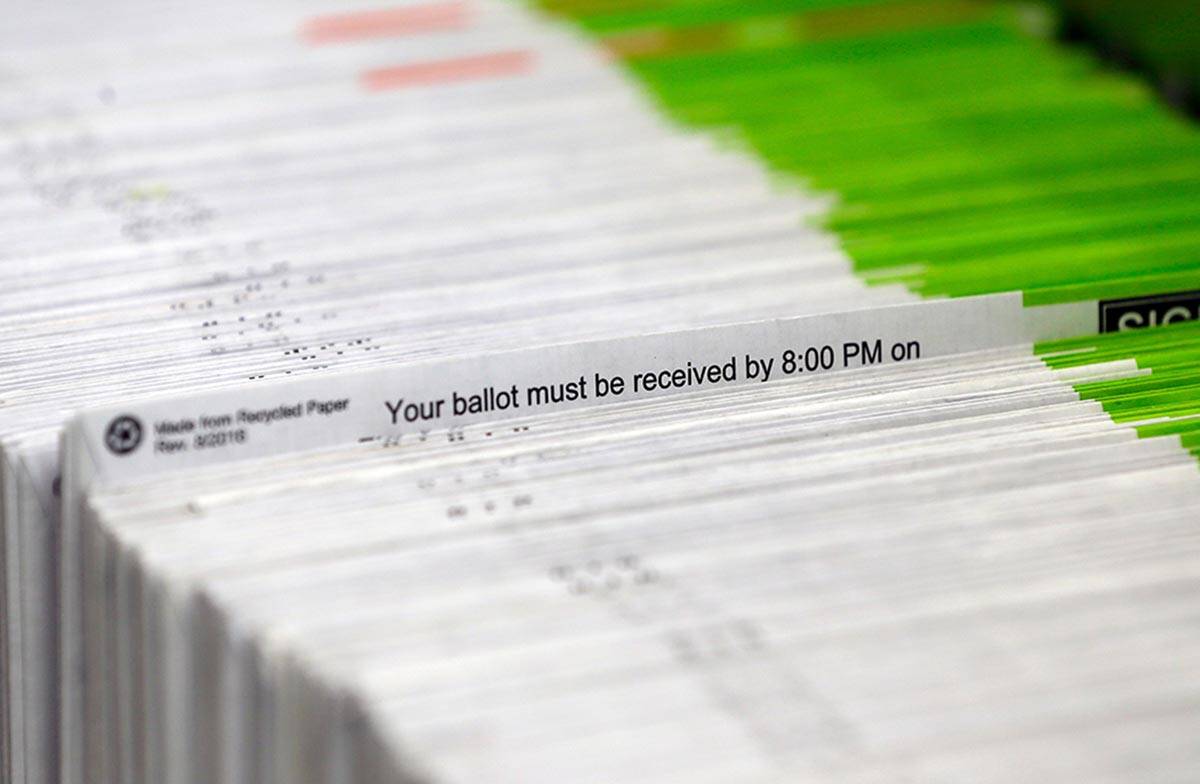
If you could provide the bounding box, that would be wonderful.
[2,0,1199,782]
[1,0,921,781]
[73,345,1200,784]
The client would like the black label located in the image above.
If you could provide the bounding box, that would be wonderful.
[1098,290,1200,333]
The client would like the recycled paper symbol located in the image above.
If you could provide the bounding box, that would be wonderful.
[105,415,143,455]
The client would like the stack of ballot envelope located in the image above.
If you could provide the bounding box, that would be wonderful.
[2,0,1199,782]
